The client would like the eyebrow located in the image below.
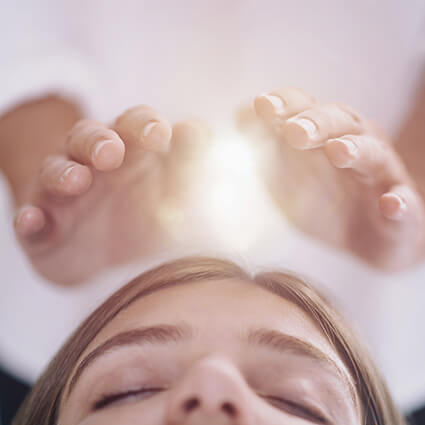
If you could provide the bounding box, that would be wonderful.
[65,324,192,400]
[247,327,336,365]
[247,327,356,403]
[65,324,355,404]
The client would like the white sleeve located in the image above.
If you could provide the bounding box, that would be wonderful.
[0,0,102,118]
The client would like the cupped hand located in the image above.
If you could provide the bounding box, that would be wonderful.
[239,87,425,271]
[14,106,210,285]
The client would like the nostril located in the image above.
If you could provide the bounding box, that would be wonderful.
[221,401,238,417]
[182,397,200,412]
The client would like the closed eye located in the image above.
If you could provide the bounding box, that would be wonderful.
[263,395,329,424]
[91,387,330,425]
[92,388,163,410]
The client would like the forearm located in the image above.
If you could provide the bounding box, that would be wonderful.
[0,95,82,205]
[394,72,425,199]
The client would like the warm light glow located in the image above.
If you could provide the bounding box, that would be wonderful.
[205,133,257,174]
[157,129,285,251]
[196,130,278,251]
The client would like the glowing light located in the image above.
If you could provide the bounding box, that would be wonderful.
[157,200,185,227]
[156,129,283,251]
[196,130,275,251]
[204,133,257,175]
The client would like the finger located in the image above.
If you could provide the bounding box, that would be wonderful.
[324,134,406,185]
[235,102,259,131]
[114,105,172,153]
[254,87,317,122]
[283,103,364,149]
[376,184,425,270]
[165,120,212,203]
[379,184,425,269]
[66,119,125,171]
[235,102,277,148]
[14,205,47,238]
[40,155,93,197]
[379,184,423,222]
[169,119,212,161]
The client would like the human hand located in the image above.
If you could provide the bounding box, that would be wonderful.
[14,106,210,285]
[240,87,425,271]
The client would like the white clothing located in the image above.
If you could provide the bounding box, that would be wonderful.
[1,0,425,412]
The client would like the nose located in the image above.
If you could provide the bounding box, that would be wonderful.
[165,357,254,425]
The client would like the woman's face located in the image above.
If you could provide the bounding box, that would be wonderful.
[59,279,360,425]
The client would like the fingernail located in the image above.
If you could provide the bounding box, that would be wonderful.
[382,193,407,220]
[140,121,171,153]
[60,165,77,183]
[91,139,123,171]
[391,194,407,219]
[142,121,159,139]
[340,138,358,157]
[92,140,112,161]
[14,206,45,237]
[285,117,319,148]
[327,138,358,168]
[288,117,317,137]
[255,94,287,118]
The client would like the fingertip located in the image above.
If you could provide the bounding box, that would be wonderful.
[166,120,212,164]
[379,192,407,221]
[140,121,172,153]
[172,120,211,148]
[114,105,172,152]
[325,138,359,168]
[14,206,46,237]
[91,138,125,171]
[283,118,318,149]
[254,93,286,121]
[235,103,258,131]
[59,164,93,196]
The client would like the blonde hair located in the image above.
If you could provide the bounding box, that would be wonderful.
[13,257,406,425]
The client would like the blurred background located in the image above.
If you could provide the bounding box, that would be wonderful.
[1,0,425,424]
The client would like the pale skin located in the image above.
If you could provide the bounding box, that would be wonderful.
[240,86,425,271]
[58,279,360,425]
[1,82,425,284]
[0,98,210,284]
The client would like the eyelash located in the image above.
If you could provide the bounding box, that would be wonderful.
[93,388,162,410]
[92,388,328,423]
[264,395,329,424]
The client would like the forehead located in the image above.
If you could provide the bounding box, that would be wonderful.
[84,279,342,366]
